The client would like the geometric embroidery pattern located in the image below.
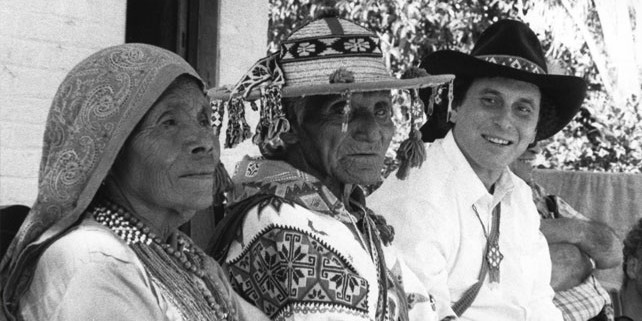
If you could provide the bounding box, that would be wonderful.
[228,225,369,318]
[281,35,382,63]
[476,54,545,74]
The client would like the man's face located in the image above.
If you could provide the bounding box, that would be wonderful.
[452,77,540,180]
[296,91,395,186]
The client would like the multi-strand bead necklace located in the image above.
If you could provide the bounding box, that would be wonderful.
[91,200,233,320]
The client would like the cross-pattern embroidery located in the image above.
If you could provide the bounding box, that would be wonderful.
[227,226,369,318]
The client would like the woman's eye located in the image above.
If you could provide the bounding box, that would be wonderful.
[199,117,211,127]
[161,119,177,127]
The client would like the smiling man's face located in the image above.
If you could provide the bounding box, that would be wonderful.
[451,77,540,185]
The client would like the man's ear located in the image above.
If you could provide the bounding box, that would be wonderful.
[280,131,299,145]
[626,257,639,280]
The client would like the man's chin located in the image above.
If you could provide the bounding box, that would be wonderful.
[336,171,382,187]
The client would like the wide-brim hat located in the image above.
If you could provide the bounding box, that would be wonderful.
[420,19,587,141]
[208,17,453,100]
[208,16,454,152]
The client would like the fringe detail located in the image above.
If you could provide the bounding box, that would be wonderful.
[446,79,454,122]
[225,98,247,148]
[395,128,425,180]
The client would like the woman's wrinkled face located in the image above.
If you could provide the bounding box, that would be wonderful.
[296,91,395,186]
[111,78,219,215]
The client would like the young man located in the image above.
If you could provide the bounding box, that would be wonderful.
[369,20,587,320]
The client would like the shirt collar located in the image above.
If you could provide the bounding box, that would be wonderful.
[441,131,516,208]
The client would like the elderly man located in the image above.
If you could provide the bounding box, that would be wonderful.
[208,16,454,321]
[369,20,587,320]
[511,143,621,321]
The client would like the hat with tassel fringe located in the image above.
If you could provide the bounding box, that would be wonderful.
[208,16,454,176]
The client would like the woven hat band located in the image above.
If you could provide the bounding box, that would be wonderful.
[475,54,545,74]
[281,56,392,89]
[281,35,382,63]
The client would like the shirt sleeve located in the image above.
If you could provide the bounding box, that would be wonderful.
[525,216,565,320]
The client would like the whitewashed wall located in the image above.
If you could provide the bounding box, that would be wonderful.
[0,0,269,206]
[0,0,126,205]
[216,0,267,173]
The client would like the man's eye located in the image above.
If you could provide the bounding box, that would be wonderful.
[199,118,211,127]
[375,106,391,117]
[481,97,497,106]
[330,102,348,115]
[516,104,534,115]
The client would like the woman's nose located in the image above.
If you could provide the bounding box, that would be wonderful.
[186,124,217,158]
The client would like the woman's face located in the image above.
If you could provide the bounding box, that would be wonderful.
[111,78,219,216]
[295,91,395,186]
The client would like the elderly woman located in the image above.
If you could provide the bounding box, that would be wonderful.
[208,16,454,321]
[0,44,265,320]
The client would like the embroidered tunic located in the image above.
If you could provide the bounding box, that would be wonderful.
[219,157,439,321]
[369,132,562,321]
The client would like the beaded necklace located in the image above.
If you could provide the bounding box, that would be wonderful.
[91,200,235,320]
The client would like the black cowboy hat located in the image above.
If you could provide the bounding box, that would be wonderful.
[420,19,587,142]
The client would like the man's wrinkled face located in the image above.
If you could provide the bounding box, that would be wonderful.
[296,91,395,186]
[509,143,542,182]
[111,79,219,215]
[452,77,540,178]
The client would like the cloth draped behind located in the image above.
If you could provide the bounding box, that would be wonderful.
[533,169,642,289]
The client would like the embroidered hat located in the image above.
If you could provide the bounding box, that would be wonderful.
[209,16,453,179]
[420,19,587,141]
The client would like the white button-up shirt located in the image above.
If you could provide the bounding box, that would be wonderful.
[369,131,562,321]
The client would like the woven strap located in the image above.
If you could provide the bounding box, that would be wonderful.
[451,205,501,316]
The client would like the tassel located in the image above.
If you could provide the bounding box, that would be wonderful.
[395,128,425,180]
[446,80,454,122]
[341,90,352,133]
[210,100,225,137]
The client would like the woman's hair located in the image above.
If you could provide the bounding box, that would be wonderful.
[623,218,642,279]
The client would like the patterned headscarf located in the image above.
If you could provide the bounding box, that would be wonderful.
[0,43,203,317]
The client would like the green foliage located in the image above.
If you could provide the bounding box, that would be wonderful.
[268,0,642,173]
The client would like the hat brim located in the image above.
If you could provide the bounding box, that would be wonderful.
[422,50,587,140]
[207,74,454,101]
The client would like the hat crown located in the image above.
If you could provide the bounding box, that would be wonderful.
[471,19,548,73]
[286,17,374,40]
